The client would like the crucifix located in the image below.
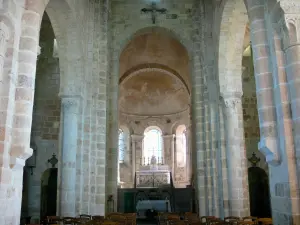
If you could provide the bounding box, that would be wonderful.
[141,2,167,24]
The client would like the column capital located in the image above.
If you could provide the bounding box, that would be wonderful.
[220,92,243,112]
[60,95,80,114]
[220,91,243,100]
[0,21,10,40]
[131,134,143,141]
[162,134,175,139]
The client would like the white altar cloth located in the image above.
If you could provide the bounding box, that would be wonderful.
[136,200,171,212]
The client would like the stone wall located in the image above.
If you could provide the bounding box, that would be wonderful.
[241,56,267,171]
[25,15,61,222]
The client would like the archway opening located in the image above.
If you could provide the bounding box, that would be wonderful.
[217,0,272,217]
[40,168,58,219]
[117,27,192,213]
[22,10,62,223]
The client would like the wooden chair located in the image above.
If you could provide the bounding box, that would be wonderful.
[84,221,103,225]
[237,222,255,225]
[63,217,78,224]
[123,213,136,225]
[106,213,127,225]
[168,220,187,225]
[92,215,105,221]
[80,214,91,220]
[207,219,227,225]
[167,214,181,221]
[224,217,240,225]
[257,218,272,225]
[102,221,121,225]
[200,216,216,225]
[242,217,257,225]
[46,216,61,224]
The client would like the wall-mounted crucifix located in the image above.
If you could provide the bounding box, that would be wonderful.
[141,2,167,24]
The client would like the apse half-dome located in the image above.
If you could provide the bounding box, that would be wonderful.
[119,69,189,116]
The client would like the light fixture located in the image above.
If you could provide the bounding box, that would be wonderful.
[26,141,37,175]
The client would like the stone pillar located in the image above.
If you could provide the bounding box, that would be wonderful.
[209,101,220,217]
[218,100,228,217]
[185,126,192,183]
[221,92,249,217]
[131,135,143,182]
[0,22,11,192]
[163,135,175,173]
[58,96,79,217]
[280,10,300,176]
[0,22,9,75]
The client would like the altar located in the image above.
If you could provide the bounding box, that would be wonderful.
[135,156,171,188]
[136,200,171,218]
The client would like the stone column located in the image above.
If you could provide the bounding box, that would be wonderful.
[209,101,220,217]
[244,0,279,165]
[131,135,143,180]
[58,96,79,217]
[0,22,11,198]
[0,22,9,75]
[185,126,192,183]
[280,11,300,175]
[163,135,175,172]
[221,92,249,217]
[218,100,228,217]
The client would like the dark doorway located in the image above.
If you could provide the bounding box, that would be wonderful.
[248,167,271,217]
[40,168,58,219]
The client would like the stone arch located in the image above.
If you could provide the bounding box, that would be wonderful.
[117,26,192,61]
[286,22,298,45]
[217,0,248,95]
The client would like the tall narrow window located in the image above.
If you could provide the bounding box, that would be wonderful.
[176,125,187,167]
[143,127,163,162]
[118,129,125,163]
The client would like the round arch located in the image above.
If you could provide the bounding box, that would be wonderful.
[217,0,248,95]
[142,126,164,163]
[117,26,193,61]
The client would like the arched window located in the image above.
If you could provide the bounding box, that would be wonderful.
[143,127,163,162]
[176,125,187,167]
[118,129,125,163]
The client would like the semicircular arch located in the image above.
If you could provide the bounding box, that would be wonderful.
[217,0,248,95]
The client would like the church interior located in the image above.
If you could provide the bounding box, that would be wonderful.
[1,0,300,225]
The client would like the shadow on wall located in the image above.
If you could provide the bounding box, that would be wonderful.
[248,167,271,218]
[40,168,58,220]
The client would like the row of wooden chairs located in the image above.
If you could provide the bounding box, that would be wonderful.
[27,213,136,225]
[158,212,273,225]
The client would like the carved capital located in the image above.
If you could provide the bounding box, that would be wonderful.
[162,134,175,140]
[131,134,143,142]
[61,96,80,114]
[0,21,10,57]
[258,137,281,166]
[220,91,243,110]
